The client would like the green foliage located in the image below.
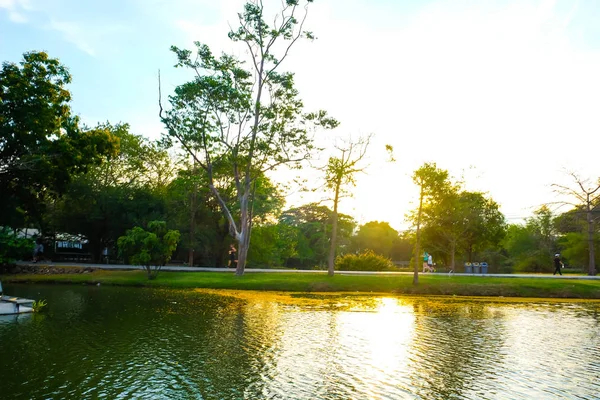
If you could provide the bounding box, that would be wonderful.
[502,207,560,273]
[161,0,336,274]
[31,299,47,313]
[558,232,600,272]
[279,203,355,268]
[414,167,507,269]
[0,228,34,265]
[351,221,399,258]
[0,51,118,227]
[247,223,297,268]
[49,123,171,261]
[335,250,394,272]
[117,221,181,279]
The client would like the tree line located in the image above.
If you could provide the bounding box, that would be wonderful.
[2,1,598,277]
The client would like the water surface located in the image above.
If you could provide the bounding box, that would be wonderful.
[1,284,599,399]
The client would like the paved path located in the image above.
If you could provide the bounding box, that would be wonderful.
[15,261,600,280]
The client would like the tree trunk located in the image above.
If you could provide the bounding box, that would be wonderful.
[235,193,250,276]
[327,182,341,276]
[587,195,597,276]
[414,187,424,286]
[450,241,456,272]
[188,183,197,267]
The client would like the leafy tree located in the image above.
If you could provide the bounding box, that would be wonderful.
[279,203,355,269]
[420,188,462,270]
[421,188,506,270]
[552,172,600,275]
[165,162,284,267]
[160,0,337,275]
[246,223,297,268]
[351,221,399,258]
[322,135,370,276]
[410,163,451,284]
[117,221,180,279]
[502,207,556,272]
[458,192,506,262]
[390,232,414,263]
[50,123,170,260]
[0,51,117,227]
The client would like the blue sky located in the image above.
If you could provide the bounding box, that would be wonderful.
[2,0,600,229]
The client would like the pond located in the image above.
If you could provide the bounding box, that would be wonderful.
[1,284,599,399]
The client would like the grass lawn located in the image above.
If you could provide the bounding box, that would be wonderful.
[2,269,600,299]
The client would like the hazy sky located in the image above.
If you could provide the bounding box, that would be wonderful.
[2,0,600,230]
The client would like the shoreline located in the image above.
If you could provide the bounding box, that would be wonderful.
[2,268,600,299]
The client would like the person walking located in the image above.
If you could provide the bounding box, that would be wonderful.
[423,251,429,272]
[228,244,237,268]
[428,253,434,272]
[32,238,44,263]
[553,253,564,276]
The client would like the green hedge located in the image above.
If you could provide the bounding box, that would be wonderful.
[335,250,394,271]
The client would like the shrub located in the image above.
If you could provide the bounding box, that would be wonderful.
[0,227,34,265]
[335,250,394,271]
[118,221,180,279]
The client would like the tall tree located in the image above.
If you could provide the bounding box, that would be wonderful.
[160,0,337,275]
[410,163,451,285]
[420,187,463,270]
[322,135,370,276]
[552,172,600,275]
[0,51,117,227]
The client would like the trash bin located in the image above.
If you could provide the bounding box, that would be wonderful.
[480,262,488,274]
[472,262,481,274]
[464,262,472,274]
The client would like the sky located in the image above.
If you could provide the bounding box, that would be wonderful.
[2,0,600,231]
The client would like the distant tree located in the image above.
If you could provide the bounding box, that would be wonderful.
[419,183,462,270]
[410,163,451,285]
[279,203,355,269]
[117,221,180,279]
[322,135,370,276]
[351,221,399,258]
[551,172,600,275]
[503,207,557,273]
[0,51,117,227]
[456,192,506,263]
[160,0,337,276]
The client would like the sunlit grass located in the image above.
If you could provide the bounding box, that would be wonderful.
[3,270,600,299]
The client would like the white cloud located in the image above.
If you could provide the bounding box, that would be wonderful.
[48,19,96,56]
[0,0,32,22]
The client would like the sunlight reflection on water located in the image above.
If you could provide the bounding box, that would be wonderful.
[1,286,599,400]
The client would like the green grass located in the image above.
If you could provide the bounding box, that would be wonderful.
[2,269,600,299]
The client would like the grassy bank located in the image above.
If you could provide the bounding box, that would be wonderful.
[2,269,600,299]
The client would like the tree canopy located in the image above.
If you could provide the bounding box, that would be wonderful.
[0,51,117,227]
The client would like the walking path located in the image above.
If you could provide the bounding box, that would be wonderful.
[15,261,600,280]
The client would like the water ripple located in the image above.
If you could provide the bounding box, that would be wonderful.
[1,286,600,399]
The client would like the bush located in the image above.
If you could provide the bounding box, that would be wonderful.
[118,221,180,279]
[335,250,394,271]
[0,227,34,265]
